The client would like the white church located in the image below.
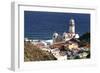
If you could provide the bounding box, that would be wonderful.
[53,18,79,43]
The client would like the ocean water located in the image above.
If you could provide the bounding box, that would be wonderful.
[24,11,90,40]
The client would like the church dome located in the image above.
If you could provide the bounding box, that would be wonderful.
[75,34,79,38]
[53,32,59,39]
[63,32,68,38]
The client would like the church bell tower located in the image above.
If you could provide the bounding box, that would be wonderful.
[69,18,75,33]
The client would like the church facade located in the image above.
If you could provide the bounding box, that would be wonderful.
[53,18,79,43]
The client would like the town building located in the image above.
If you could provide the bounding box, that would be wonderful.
[53,18,79,43]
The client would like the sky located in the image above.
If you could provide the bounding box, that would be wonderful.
[24,11,90,40]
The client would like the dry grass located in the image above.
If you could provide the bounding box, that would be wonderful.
[24,41,57,61]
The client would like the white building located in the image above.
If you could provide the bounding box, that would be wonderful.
[53,18,79,42]
[52,32,59,43]
[24,38,29,42]
[63,18,79,41]
[69,18,75,34]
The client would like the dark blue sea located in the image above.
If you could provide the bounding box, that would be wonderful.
[24,11,90,40]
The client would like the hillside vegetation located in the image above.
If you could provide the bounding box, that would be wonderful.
[24,42,57,61]
[79,32,90,43]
